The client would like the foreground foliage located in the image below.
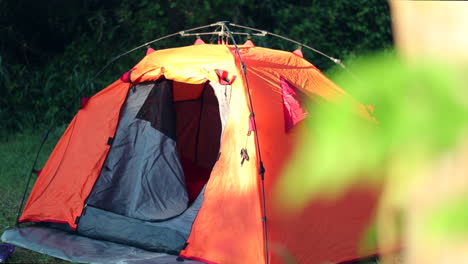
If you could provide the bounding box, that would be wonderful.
[279,52,468,258]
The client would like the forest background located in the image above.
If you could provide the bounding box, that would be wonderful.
[0,0,393,133]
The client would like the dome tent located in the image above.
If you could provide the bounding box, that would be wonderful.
[3,22,379,264]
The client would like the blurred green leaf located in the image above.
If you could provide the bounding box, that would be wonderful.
[278,52,468,208]
[426,192,468,241]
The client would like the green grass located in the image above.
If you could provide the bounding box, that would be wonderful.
[0,127,70,263]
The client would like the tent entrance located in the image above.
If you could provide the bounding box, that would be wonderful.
[174,81,223,203]
[75,78,226,253]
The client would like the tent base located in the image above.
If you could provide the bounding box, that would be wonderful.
[1,227,203,264]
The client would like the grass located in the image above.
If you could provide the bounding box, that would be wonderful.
[0,127,70,263]
[0,128,380,264]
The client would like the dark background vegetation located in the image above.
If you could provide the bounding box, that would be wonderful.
[0,0,392,133]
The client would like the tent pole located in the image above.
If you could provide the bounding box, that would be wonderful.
[15,128,51,226]
[229,23,346,68]
[227,23,365,86]
[93,23,220,79]
[223,22,270,264]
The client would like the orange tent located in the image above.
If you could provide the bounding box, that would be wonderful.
[17,43,379,264]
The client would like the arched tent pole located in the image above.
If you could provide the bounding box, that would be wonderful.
[228,23,346,68]
[222,22,270,264]
[14,129,51,226]
[227,23,365,84]
[93,23,221,79]
[95,21,350,81]
[175,22,354,79]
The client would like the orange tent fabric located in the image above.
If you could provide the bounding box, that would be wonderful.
[20,44,378,264]
[19,80,129,229]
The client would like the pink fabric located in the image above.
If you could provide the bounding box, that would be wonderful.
[80,98,89,109]
[248,115,256,133]
[214,69,236,85]
[194,38,206,45]
[120,68,136,83]
[280,77,308,132]
[120,71,131,83]
[292,48,304,58]
[244,40,255,47]
[146,47,156,55]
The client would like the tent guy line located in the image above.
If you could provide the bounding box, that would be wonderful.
[100,21,347,78]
